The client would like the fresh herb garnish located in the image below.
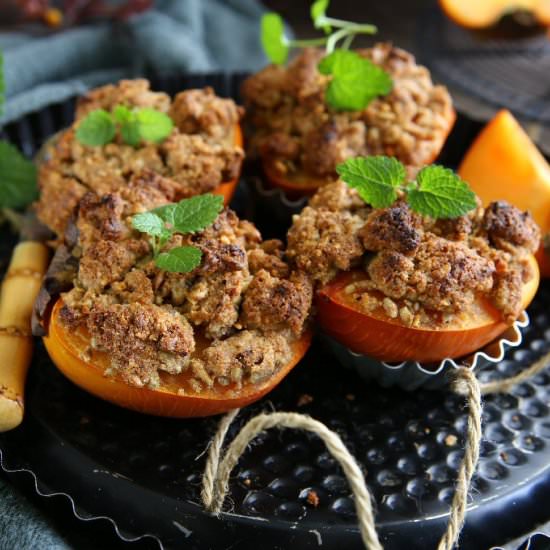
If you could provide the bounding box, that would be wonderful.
[0,142,38,209]
[131,194,224,273]
[318,50,392,112]
[75,109,116,146]
[336,156,477,219]
[76,105,173,147]
[260,0,390,111]
[0,52,4,117]
[0,50,39,214]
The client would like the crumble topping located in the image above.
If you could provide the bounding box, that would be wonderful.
[36,79,243,241]
[287,181,540,326]
[242,43,455,182]
[59,191,311,390]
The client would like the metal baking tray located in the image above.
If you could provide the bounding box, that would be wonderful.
[0,73,549,550]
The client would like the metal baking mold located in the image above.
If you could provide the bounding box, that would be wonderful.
[323,312,530,390]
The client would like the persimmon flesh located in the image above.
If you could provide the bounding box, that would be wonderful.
[212,124,243,205]
[440,0,550,29]
[459,110,550,276]
[316,255,539,363]
[43,299,312,418]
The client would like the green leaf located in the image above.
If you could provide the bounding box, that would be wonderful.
[407,165,477,219]
[318,50,392,111]
[261,13,289,65]
[75,109,116,146]
[310,0,331,33]
[170,194,224,234]
[113,105,133,124]
[0,141,38,208]
[336,156,405,208]
[131,212,166,237]
[152,203,177,224]
[155,246,202,273]
[0,51,4,117]
[121,119,141,147]
[136,108,173,143]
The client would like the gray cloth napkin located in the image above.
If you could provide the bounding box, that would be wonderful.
[0,1,266,548]
[0,475,70,549]
[0,0,267,125]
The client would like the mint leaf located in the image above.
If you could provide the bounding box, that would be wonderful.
[131,212,166,237]
[0,141,38,208]
[0,51,4,117]
[121,119,141,147]
[155,246,202,273]
[261,13,289,65]
[76,109,116,146]
[113,105,133,124]
[318,50,392,111]
[407,165,477,219]
[152,203,177,224]
[136,108,173,143]
[170,194,224,234]
[336,156,404,208]
[311,0,331,33]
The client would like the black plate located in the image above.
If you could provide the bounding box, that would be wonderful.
[1,74,550,550]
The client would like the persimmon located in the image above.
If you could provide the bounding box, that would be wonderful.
[43,299,311,418]
[458,109,550,276]
[440,0,550,29]
[261,113,456,198]
[316,255,539,363]
[212,124,243,205]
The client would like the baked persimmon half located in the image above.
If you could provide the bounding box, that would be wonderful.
[316,255,539,364]
[242,44,456,198]
[459,110,550,277]
[44,299,311,418]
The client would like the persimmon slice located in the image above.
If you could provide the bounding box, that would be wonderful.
[440,0,550,29]
[459,110,550,276]
[212,124,244,205]
[316,255,539,363]
[43,299,312,418]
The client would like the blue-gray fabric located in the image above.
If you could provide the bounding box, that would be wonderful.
[0,0,267,125]
[0,1,266,547]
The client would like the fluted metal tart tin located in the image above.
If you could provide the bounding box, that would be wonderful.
[322,312,530,390]
[248,176,308,235]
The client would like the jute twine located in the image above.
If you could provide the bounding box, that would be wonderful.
[201,349,550,549]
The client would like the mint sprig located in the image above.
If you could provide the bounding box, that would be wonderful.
[131,194,224,273]
[0,141,38,209]
[0,50,39,214]
[260,0,388,111]
[336,156,477,219]
[0,51,4,117]
[76,105,173,148]
[318,50,392,111]
[76,109,116,146]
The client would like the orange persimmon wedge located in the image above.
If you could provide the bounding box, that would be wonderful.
[440,0,550,29]
[459,110,550,276]
[43,299,312,418]
[212,124,243,205]
[316,255,539,363]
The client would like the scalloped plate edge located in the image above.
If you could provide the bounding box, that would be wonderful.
[0,447,164,549]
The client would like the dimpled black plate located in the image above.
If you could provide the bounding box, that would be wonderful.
[0,75,550,550]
